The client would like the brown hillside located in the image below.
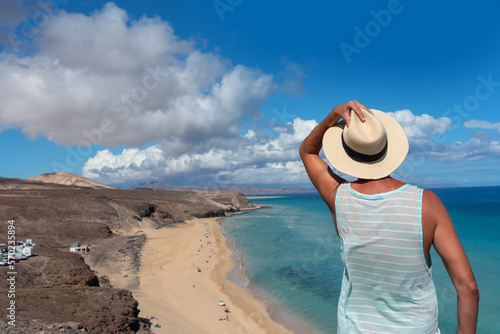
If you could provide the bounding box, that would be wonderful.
[0,188,251,246]
[26,172,115,189]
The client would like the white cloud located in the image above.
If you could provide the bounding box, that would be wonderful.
[430,136,500,162]
[390,111,500,166]
[0,3,276,151]
[388,109,451,141]
[228,160,307,185]
[464,119,500,130]
[39,3,193,74]
[83,116,317,186]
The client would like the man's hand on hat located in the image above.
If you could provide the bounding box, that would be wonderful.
[329,100,373,127]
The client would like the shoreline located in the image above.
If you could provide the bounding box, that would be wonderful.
[220,217,318,334]
[88,215,293,333]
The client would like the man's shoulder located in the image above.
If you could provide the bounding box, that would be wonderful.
[421,189,448,226]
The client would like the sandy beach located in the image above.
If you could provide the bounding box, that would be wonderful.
[88,218,292,334]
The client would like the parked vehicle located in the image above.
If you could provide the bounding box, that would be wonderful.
[16,252,28,260]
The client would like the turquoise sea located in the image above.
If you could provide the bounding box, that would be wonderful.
[221,185,500,333]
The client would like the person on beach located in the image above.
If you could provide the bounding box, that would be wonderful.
[299,101,479,333]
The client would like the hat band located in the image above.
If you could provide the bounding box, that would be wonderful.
[341,133,388,163]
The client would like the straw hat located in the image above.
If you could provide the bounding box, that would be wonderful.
[322,108,408,179]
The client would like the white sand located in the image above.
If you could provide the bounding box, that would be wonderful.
[130,218,293,334]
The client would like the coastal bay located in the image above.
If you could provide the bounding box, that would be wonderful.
[88,218,292,333]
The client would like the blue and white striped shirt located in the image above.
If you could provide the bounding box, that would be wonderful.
[335,183,440,334]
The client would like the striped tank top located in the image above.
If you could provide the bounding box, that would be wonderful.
[335,183,439,334]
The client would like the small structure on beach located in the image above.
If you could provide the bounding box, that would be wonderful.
[69,241,90,253]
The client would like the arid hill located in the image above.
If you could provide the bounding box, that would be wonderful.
[0,176,254,333]
[0,176,72,190]
[26,172,116,189]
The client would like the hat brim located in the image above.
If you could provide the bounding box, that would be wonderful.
[322,109,409,179]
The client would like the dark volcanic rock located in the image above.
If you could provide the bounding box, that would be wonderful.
[0,318,90,333]
[0,287,145,334]
[0,247,147,333]
[0,247,98,288]
[133,202,158,219]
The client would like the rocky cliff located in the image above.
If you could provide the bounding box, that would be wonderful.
[0,247,145,333]
[0,183,253,246]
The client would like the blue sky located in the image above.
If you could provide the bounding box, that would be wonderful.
[0,0,499,188]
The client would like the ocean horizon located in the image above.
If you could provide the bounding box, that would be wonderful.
[222,185,499,333]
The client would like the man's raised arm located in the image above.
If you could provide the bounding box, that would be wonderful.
[299,100,369,204]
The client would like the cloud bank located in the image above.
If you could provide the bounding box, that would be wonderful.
[83,117,317,186]
[83,108,500,187]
